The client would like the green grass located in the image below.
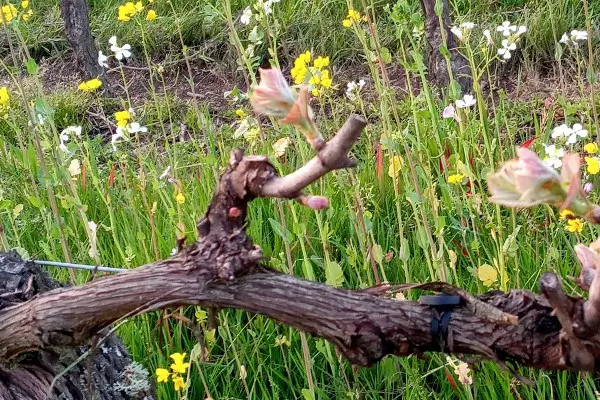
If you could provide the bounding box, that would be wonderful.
[1,0,600,399]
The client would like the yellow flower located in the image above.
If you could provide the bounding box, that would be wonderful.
[114,110,131,127]
[388,155,403,179]
[146,9,156,20]
[477,264,497,287]
[1,4,18,23]
[78,78,102,92]
[559,209,574,219]
[586,156,600,175]
[21,1,29,8]
[313,56,330,69]
[447,173,465,185]
[565,218,584,233]
[175,192,185,205]
[235,108,246,118]
[170,352,189,374]
[298,50,311,64]
[347,9,361,22]
[172,376,185,391]
[21,8,32,20]
[342,9,361,27]
[320,70,332,89]
[311,88,320,97]
[585,142,598,154]
[118,1,140,22]
[0,86,9,107]
[156,368,170,383]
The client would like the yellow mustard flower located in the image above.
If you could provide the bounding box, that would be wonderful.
[175,192,185,205]
[146,9,156,21]
[320,69,332,88]
[565,218,584,233]
[78,78,102,92]
[172,376,185,391]
[585,142,598,154]
[586,156,600,175]
[21,1,29,8]
[313,56,330,69]
[22,8,32,20]
[170,352,189,374]
[342,9,361,27]
[118,1,141,22]
[155,368,170,383]
[114,110,131,127]
[559,209,574,219]
[235,108,246,118]
[447,173,465,185]
[0,87,9,108]
[1,4,18,23]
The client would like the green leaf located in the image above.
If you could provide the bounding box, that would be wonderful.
[28,195,42,208]
[325,260,344,287]
[372,243,383,265]
[0,200,10,210]
[301,389,314,400]
[379,47,392,64]
[268,218,294,243]
[25,58,39,75]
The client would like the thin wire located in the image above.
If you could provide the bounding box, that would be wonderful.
[34,260,126,274]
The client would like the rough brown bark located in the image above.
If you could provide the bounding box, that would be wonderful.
[0,252,155,400]
[420,0,472,92]
[60,0,103,80]
[2,115,600,398]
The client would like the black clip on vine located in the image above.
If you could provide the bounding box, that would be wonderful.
[418,294,462,352]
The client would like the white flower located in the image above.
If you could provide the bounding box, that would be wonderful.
[483,29,493,46]
[98,51,108,68]
[543,144,564,169]
[241,6,252,25]
[256,0,273,14]
[566,123,588,145]
[159,166,171,180]
[460,22,475,30]
[111,126,125,152]
[561,29,588,46]
[170,248,178,256]
[450,26,464,41]
[345,79,366,101]
[128,122,148,134]
[497,39,517,59]
[516,26,527,36]
[109,36,132,60]
[497,21,517,37]
[442,104,458,121]
[59,125,82,152]
[455,94,476,109]
[551,123,572,139]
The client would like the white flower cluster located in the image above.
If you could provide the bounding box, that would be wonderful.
[542,123,588,168]
[98,36,132,68]
[496,21,527,60]
[449,20,527,61]
[59,125,82,152]
[112,122,147,152]
[345,79,366,101]
[240,0,281,25]
[559,29,588,46]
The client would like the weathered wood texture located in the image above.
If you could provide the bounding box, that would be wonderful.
[0,252,155,400]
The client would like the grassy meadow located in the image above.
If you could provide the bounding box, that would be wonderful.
[1,0,600,398]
